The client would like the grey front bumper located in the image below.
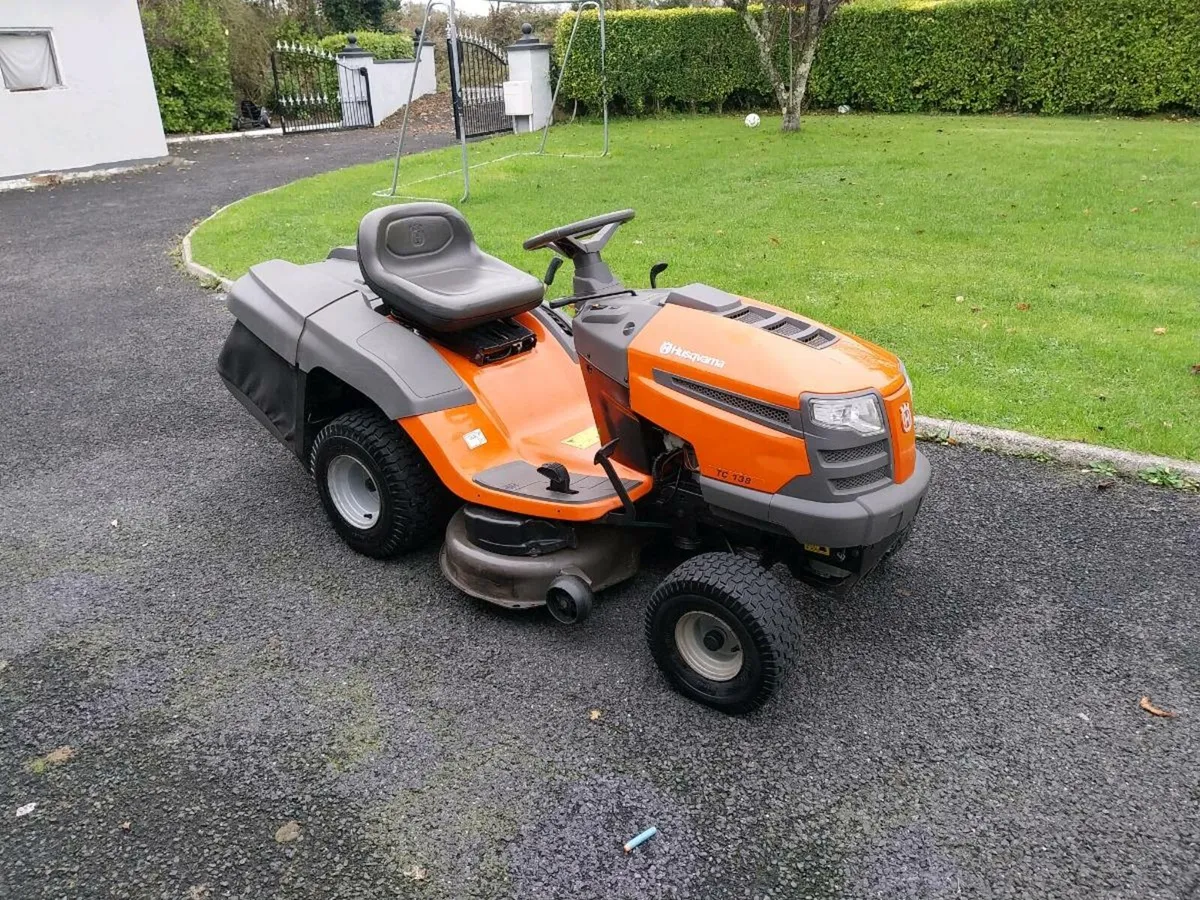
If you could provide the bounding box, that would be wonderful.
[699,451,931,548]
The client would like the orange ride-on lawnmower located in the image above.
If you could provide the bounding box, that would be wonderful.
[218,204,930,713]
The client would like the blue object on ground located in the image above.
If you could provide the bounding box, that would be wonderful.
[623,826,658,853]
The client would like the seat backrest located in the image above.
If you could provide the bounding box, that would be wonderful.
[357,202,545,333]
[358,202,477,279]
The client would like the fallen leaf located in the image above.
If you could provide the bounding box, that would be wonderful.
[1016,302,1031,311]
[120,821,132,832]
[187,886,210,900]
[1130,207,1140,213]
[1189,364,1200,375]
[275,820,302,843]
[15,802,37,818]
[1153,327,1167,335]
[588,709,603,721]
[768,235,781,246]
[955,295,965,303]
[402,864,429,881]
[1096,480,1116,491]
[970,306,982,313]
[1139,696,1177,718]
[44,746,74,765]
[110,519,119,528]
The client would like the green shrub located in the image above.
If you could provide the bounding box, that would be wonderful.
[554,7,769,113]
[141,0,233,134]
[554,0,1200,115]
[317,31,414,60]
[215,0,290,106]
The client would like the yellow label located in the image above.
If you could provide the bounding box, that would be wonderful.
[804,544,831,556]
[562,426,600,450]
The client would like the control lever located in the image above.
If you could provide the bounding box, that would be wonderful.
[537,461,574,494]
[650,261,669,288]
[593,440,636,519]
[543,256,564,286]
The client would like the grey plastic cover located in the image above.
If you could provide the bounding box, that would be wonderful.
[358,203,545,333]
[297,291,475,419]
[226,259,359,364]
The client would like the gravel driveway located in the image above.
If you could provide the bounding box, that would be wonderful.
[1,129,1198,900]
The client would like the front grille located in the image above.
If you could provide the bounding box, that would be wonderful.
[831,466,891,492]
[726,306,771,324]
[820,439,889,465]
[674,377,791,424]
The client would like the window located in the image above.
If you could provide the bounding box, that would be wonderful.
[0,31,62,92]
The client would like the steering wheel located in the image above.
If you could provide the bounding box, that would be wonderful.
[522,209,636,253]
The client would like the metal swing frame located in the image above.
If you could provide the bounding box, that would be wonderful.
[379,0,608,203]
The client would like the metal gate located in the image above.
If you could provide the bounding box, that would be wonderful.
[271,42,373,135]
[447,29,509,139]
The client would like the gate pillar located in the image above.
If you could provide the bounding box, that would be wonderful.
[505,24,552,134]
[337,35,374,127]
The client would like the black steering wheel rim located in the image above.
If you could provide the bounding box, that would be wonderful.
[522,209,636,252]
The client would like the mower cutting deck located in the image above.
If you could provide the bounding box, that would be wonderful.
[218,203,930,713]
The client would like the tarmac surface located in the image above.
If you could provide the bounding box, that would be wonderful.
[1,126,1198,899]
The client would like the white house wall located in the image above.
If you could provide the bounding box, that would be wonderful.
[0,0,167,178]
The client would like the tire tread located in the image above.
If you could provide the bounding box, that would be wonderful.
[646,552,802,713]
[310,408,451,557]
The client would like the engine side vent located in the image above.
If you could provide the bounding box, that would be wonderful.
[726,306,771,325]
[819,439,889,465]
[661,374,800,434]
[797,329,838,349]
[831,466,891,493]
[766,317,838,349]
[681,379,791,424]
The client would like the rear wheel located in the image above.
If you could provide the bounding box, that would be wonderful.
[310,408,452,558]
[645,552,801,714]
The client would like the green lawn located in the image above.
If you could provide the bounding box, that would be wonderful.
[191,114,1200,460]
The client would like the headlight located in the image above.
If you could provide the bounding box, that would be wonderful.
[809,395,886,436]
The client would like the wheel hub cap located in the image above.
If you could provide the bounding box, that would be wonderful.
[675,611,743,681]
[326,454,380,529]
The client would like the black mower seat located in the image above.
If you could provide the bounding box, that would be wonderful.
[357,203,545,333]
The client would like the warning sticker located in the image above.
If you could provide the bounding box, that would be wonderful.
[561,426,600,450]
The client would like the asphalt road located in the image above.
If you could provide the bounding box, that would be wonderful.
[2,129,1198,900]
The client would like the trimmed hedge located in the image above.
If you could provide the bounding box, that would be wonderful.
[554,0,1200,115]
[317,31,414,60]
[554,7,769,112]
[141,0,233,134]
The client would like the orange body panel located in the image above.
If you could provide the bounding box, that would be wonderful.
[626,301,911,493]
[882,384,918,483]
[399,311,652,520]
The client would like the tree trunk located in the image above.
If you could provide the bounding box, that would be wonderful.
[782,37,819,132]
[737,9,789,115]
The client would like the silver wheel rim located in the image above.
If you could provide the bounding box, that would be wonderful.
[326,454,380,529]
[675,610,743,681]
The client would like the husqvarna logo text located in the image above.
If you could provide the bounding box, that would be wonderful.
[659,340,726,369]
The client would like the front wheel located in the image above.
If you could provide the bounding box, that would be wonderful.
[645,553,801,714]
